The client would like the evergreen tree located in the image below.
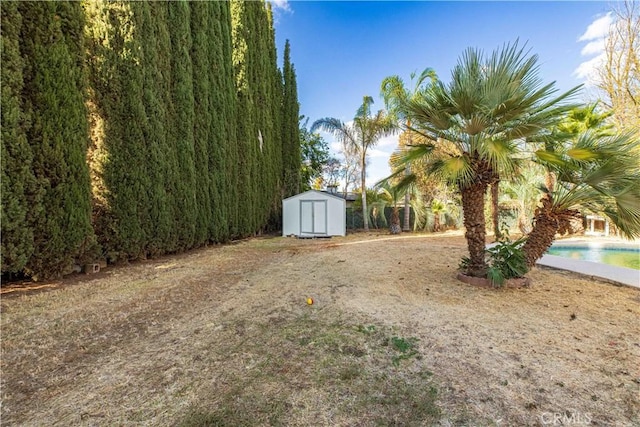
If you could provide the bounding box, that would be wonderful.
[207,1,237,241]
[168,1,197,250]
[281,39,301,197]
[3,0,298,277]
[86,0,240,259]
[85,0,150,261]
[264,4,284,226]
[231,0,258,235]
[1,2,36,274]
[189,1,214,244]
[19,1,95,278]
[231,0,287,233]
[139,2,172,255]
[218,1,240,240]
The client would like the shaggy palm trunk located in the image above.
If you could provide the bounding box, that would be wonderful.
[517,211,532,235]
[460,182,488,277]
[545,171,556,193]
[521,196,557,268]
[360,153,369,231]
[403,125,411,231]
[433,212,441,232]
[523,196,583,268]
[403,192,411,230]
[390,207,401,234]
[402,165,411,231]
[491,180,501,241]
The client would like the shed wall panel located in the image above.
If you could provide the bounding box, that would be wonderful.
[282,191,346,237]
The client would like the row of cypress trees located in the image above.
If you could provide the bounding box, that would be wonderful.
[1,0,301,279]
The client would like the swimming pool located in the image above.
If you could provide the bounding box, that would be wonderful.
[536,240,640,288]
[546,244,640,270]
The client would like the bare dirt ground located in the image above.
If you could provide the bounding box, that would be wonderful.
[2,232,639,426]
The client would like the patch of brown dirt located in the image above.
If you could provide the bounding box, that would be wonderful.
[2,232,639,425]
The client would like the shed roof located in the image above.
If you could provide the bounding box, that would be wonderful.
[283,189,347,202]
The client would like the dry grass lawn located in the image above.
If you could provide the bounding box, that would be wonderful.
[2,232,639,426]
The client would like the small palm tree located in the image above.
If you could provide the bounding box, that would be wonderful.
[539,103,615,192]
[430,199,446,232]
[311,96,396,231]
[381,69,438,231]
[392,41,580,277]
[370,180,404,234]
[557,103,614,135]
[359,189,385,229]
[498,165,546,235]
[523,130,640,267]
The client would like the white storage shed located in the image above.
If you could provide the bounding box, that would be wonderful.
[282,190,346,237]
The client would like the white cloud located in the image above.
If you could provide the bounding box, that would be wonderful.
[268,0,291,12]
[580,39,605,56]
[368,147,392,159]
[575,13,613,87]
[574,54,604,82]
[376,133,400,149]
[578,12,613,41]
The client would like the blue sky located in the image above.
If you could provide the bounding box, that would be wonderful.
[270,1,612,187]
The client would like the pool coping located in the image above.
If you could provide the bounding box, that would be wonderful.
[536,239,640,289]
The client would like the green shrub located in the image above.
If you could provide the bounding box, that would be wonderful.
[485,237,529,286]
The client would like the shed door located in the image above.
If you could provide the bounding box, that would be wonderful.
[300,200,327,234]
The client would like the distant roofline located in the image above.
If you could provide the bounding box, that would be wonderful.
[323,190,357,201]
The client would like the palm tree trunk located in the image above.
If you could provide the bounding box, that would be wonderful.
[517,210,532,235]
[403,127,412,231]
[433,213,440,232]
[361,154,369,231]
[521,196,557,268]
[491,180,501,241]
[403,191,411,230]
[545,171,556,193]
[460,182,488,277]
[522,195,582,268]
[391,206,401,234]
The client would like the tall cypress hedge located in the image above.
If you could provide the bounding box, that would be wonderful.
[86,0,242,261]
[231,0,287,233]
[231,0,257,235]
[263,4,285,227]
[189,1,215,245]
[18,1,95,278]
[1,3,36,274]
[167,1,197,250]
[138,2,173,256]
[282,39,301,198]
[2,0,300,278]
[85,0,150,261]
[206,1,237,241]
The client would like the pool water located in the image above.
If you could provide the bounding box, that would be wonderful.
[546,246,640,270]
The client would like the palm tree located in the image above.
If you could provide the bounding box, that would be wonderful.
[474,104,614,245]
[557,103,613,135]
[369,180,404,234]
[523,130,640,267]
[538,103,615,193]
[498,164,546,235]
[391,42,581,277]
[490,181,501,240]
[430,199,446,232]
[360,189,386,229]
[311,96,396,231]
[381,69,438,231]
